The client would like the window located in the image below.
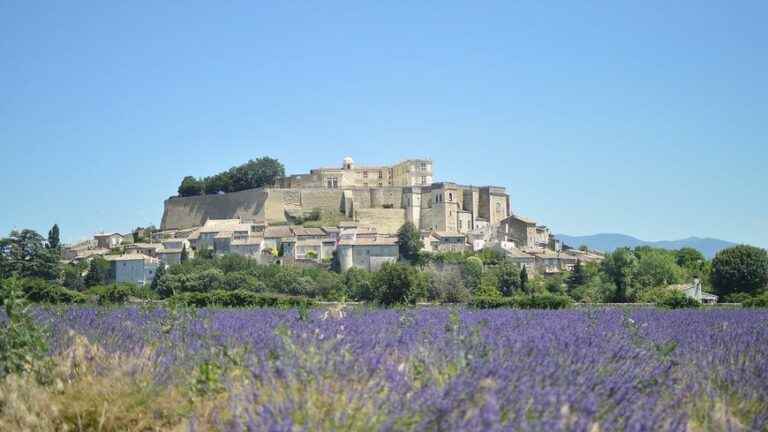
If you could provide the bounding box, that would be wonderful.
[421,176,427,185]
[327,177,338,188]
[378,171,383,179]
[363,171,368,178]
[448,193,453,202]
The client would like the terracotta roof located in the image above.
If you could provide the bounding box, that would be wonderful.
[291,227,326,237]
[104,253,156,262]
[503,247,534,259]
[127,243,162,249]
[502,214,536,225]
[264,226,293,238]
[433,231,466,239]
[322,227,340,234]
[158,248,183,254]
[231,237,263,246]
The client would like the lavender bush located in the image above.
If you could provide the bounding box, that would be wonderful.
[3,306,767,431]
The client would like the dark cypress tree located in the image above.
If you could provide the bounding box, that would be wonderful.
[520,266,530,295]
[396,222,424,263]
[47,224,60,250]
[567,260,587,290]
[180,245,189,263]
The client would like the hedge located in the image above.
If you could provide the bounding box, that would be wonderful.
[655,291,701,309]
[168,290,316,308]
[743,292,768,308]
[470,293,572,309]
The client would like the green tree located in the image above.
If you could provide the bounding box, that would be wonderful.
[344,268,375,301]
[496,261,520,296]
[711,245,768,297]
[0,278,49,378]
[0,230,60,280]
[151,264,166,293]
[178,176,203,197]
[566,260,588,291]
[61,262,85,292]
[462,256,483,292]
[520,266,529,295]
[47,224,60,251]
[396,222,423,263]
[601,248,638,302]
[633,249,685,298]
[84,256,112,287]
[373,263,425,305]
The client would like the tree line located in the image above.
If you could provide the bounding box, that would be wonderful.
[177,156,285,197]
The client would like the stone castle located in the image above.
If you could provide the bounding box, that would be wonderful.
[161,157,510,236]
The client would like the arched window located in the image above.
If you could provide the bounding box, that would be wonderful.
[448,193,453,202]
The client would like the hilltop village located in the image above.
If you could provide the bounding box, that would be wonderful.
[63,157,603,286]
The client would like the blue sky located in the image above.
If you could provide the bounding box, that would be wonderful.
[1,1,766,248]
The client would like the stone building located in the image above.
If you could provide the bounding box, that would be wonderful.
[161,157,511,254]
[276,157,433,189]
[337,237,399,272]
[104,253,159,286]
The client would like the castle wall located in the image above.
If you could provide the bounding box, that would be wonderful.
[161,188,269,230]
[299,189,344,212]
[354,208,406,234]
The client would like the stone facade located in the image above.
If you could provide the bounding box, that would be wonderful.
[161,156,511,244]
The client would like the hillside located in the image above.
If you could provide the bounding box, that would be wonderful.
[556,233,739,259]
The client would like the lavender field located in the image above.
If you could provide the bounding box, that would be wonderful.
[3,306,768,431]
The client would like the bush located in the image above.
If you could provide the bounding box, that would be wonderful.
[469,296,517,309]
[373,263,427,306]
[743,292,768,308]
[470,293,572,309]
[427,268,471,303]
[723,292,754,304]
[86,283,158,305]
[513,293,573,309]
[168,290,315,308]
[655,291,701,309]
[345,268,375,301]
[17,278,86,304]
[0,278,49,378]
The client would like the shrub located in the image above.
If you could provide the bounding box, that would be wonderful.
[655,291,701,309]
[513,293,573,309]
[168,290,315,308]
[743,292,768,308]
[373,263,426,306]
[469,293,572,309]
[344,268,375,301]
[17,278,85,304]
[427,268,471,303]
[0,278,49,378]
[469,296,517,309]
[723,292,754,304]
[462,256,483,292]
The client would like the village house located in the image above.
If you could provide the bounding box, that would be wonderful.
[104,253,159,286]
[424,231,469,253]
[124,242,163,257]
[337,236,399,272]
[669,279,718,304]
[94,233,124,249]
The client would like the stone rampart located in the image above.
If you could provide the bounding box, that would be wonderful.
[354,208,406,234]
[161,188,269,230]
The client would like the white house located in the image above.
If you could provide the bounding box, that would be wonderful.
[105,253,160,286]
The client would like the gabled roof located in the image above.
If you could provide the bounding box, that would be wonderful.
[264,225,294,239]
[291,227,326,237]
[339,236,398,246]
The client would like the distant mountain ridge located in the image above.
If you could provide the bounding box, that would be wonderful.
[555,233,739,259]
